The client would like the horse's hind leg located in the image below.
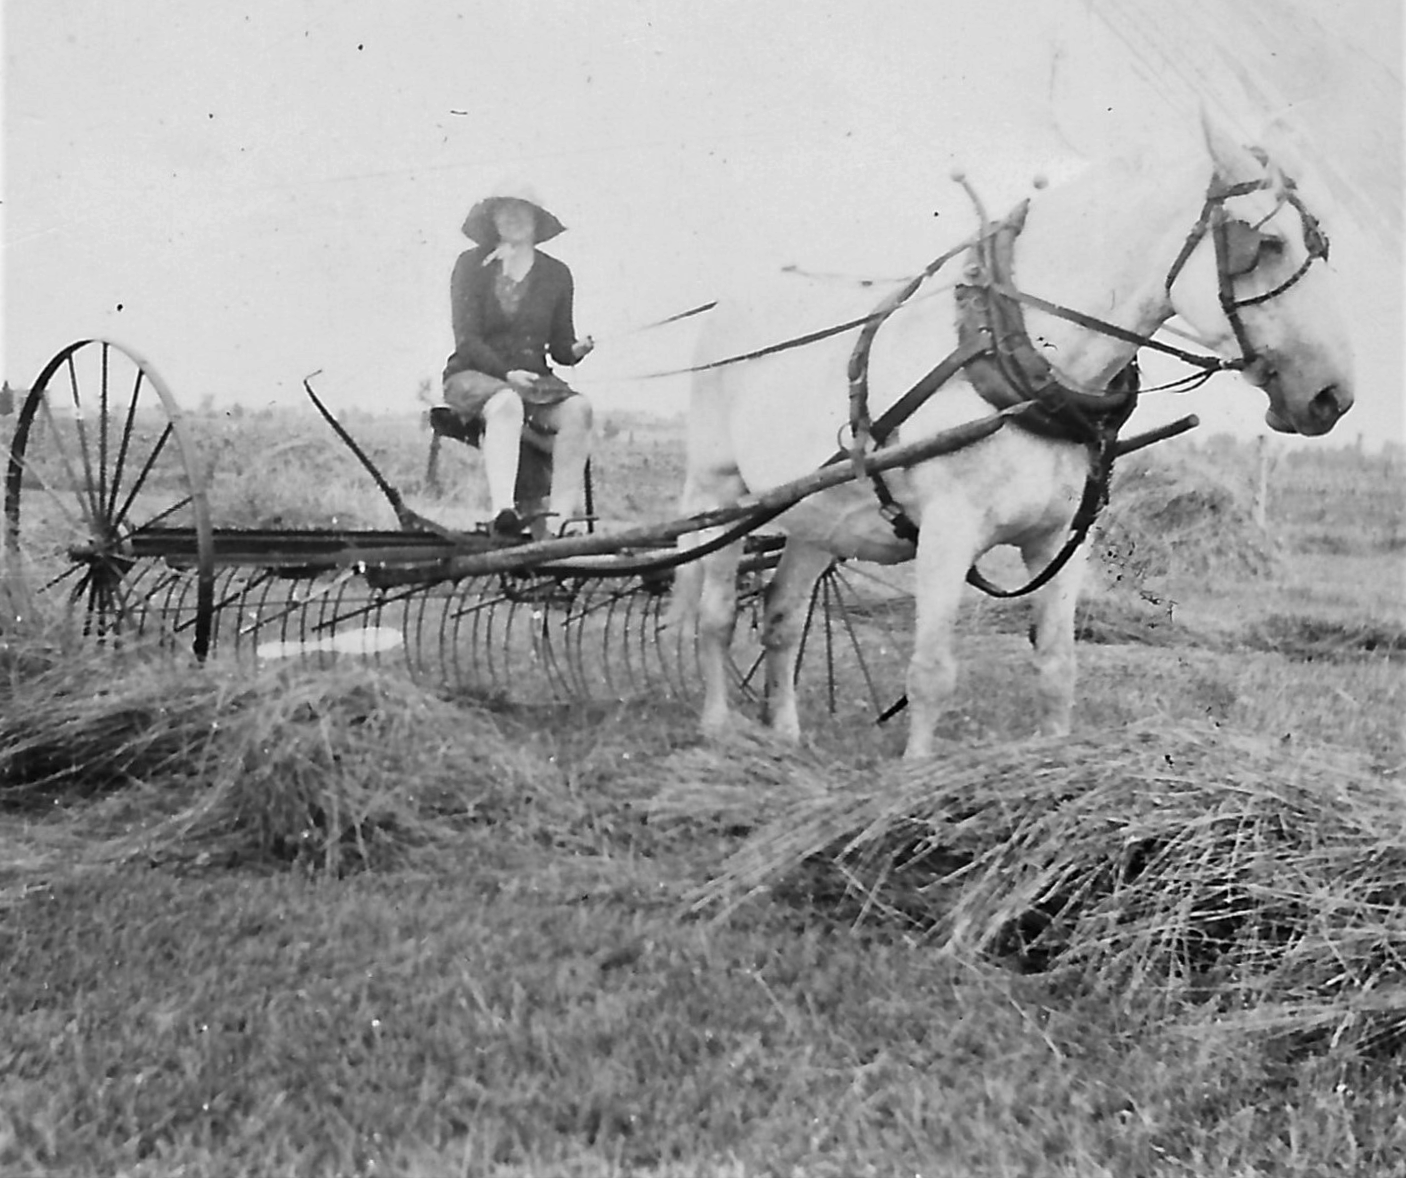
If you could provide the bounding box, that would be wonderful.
[695,536,745,734]
[760,541,834,742]
[1021,532,1088,736]
[671,467,748,735]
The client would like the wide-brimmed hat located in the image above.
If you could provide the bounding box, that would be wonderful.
[460,181,566,245]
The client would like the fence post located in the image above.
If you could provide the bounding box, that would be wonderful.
[1253,435,1277,531]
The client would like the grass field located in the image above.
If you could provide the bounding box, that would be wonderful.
[2,405,1404,1177]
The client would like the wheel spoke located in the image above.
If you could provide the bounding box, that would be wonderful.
[98,343,111,528]
[110,423,172,532]
[105,366,145,522]
[63,352,104,527]
[37,561,86,596]
[77,568,101,633]
[129,494,194,533]
[7,442,87,538]
[36,391,97,535]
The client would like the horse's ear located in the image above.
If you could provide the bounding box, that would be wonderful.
[1199,106,1264,185]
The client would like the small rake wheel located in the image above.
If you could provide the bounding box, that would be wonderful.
[733,557,914,722]
[3,340,215,657]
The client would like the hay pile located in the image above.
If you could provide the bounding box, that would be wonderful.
[655,724,1406,1049]
[1095,451,1278,584]
[1,650,543,873]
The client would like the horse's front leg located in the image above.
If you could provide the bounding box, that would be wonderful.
[1020,532,1089,736]
[904,527,977,759]
[760,541,834,742]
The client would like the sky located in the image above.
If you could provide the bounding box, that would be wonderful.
[3,0,1401,450]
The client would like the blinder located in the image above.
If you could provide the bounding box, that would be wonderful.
[1219,218,1267,277]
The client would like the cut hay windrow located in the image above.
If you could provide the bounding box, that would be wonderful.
[0,647,546,873]
[657,723,1406,1048]
[965,591,1197,649]
[1242,613,1406,663]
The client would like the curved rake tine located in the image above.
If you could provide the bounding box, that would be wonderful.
[199,569,273,634]
[597,583,626,698]
[536,588,575,698]
[122,565,182,632]
[562,580,597,699]
[198,571,261,642]
[231,565,360,636]
[105,567,160,643]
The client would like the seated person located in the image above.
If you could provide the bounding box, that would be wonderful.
[442,181,595,536]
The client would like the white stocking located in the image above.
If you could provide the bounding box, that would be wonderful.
[480,390,524,514]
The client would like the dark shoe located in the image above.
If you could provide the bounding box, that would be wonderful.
[491,508,525,537]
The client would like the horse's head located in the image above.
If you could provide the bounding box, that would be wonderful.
[1167,116,1355,436]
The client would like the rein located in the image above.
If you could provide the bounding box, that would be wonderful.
[626,263,970,381]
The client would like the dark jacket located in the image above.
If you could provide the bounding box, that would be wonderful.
[444,247,580,381]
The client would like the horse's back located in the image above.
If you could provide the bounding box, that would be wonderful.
[689,274,969,491]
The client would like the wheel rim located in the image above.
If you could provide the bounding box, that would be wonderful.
[3,340,215,657]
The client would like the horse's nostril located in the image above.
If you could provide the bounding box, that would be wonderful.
[1311,385,1345,422]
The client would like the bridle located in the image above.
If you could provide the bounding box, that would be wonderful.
[1162,161,1332,374]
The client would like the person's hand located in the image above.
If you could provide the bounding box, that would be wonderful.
[571,336,595,360]
[505,370,539,388]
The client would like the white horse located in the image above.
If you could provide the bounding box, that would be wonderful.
[672,116,1354,758]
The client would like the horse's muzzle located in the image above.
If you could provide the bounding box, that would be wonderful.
[1266,383,1352,436]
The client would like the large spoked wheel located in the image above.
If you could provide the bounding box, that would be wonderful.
[3,340,215,658]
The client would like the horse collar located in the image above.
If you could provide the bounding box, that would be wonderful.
[842,197,1136,574]
[955,202,1138,446]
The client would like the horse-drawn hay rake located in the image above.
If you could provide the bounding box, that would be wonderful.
[2,339,938,715]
